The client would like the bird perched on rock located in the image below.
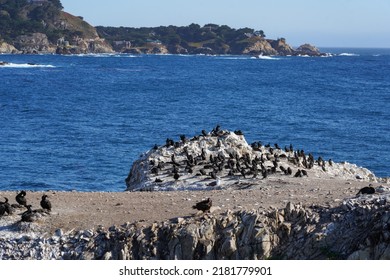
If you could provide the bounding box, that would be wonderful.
[294,169,302,178]
[21,205,35,222]
[16,190,27,207]
[40,195,52,212]
[356,185,376,195]
[0,201,6,216]
[173,172,180,181]
[0,197,13,215]
[207,177,221,187]
[192,198,212,213]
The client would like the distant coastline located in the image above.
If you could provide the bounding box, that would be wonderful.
[0,1,325,56]
[0,27,326,57]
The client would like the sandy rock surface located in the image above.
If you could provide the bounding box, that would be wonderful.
[0,178,381,238]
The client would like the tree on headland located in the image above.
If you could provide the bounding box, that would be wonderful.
[254,30,266,37]
[48,0,63,10]
[96,23,268,52]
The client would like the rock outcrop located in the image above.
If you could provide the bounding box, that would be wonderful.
[295,43,324,56]
[0,2,114,55]
[241,37,278,56]
[125,128,378,192]
[97,24,326,56]
[14,33,55,54]
[270,38,295,56]
[167,44,189,55]
[1,190,390,260]
[0,42,18,54]
[108,38,324,57]
[56,37,114,54]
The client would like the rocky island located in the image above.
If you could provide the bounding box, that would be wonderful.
[0,0,325,56]
[0,127,389,260]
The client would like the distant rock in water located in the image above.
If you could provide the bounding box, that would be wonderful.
[125,128,378,191]
[295,44,325,56]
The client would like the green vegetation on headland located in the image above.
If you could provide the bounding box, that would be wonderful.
[0,0,323,56]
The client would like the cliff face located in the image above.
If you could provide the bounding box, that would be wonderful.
[13,33,55,54]
[53,11,113,54]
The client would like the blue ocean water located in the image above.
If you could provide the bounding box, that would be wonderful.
[1,48,389,192]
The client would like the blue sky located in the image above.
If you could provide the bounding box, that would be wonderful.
[61,0,390,48]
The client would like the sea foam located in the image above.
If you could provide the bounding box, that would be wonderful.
[1,63,55,68]
[338,53,359,57]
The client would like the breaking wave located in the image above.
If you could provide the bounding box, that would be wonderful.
[338,53,360,57]
[1,63,55,68]
[253,55,281,60]
[258,56,280,60]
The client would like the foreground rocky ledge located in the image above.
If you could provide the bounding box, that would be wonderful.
[1,190,390,260]
[1,128,389,259]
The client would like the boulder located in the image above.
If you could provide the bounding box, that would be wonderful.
[125,128,378,192]
[294,43,323,56]
[0,42,19,54]
[242,37,278,56]
[269,38,294,56]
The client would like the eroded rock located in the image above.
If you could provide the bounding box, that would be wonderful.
[1,191,389,259]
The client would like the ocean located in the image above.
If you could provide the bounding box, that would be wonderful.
[1,48,389,192]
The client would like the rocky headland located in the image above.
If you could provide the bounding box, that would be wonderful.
[0,1,324,56]
[1,127,389,260]
[0,1,113,55]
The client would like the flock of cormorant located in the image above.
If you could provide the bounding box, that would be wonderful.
[145,125,376,213]
[0,191,52,223]
[145,125,334,189]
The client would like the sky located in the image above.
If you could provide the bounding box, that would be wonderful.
[60,0,390,48]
